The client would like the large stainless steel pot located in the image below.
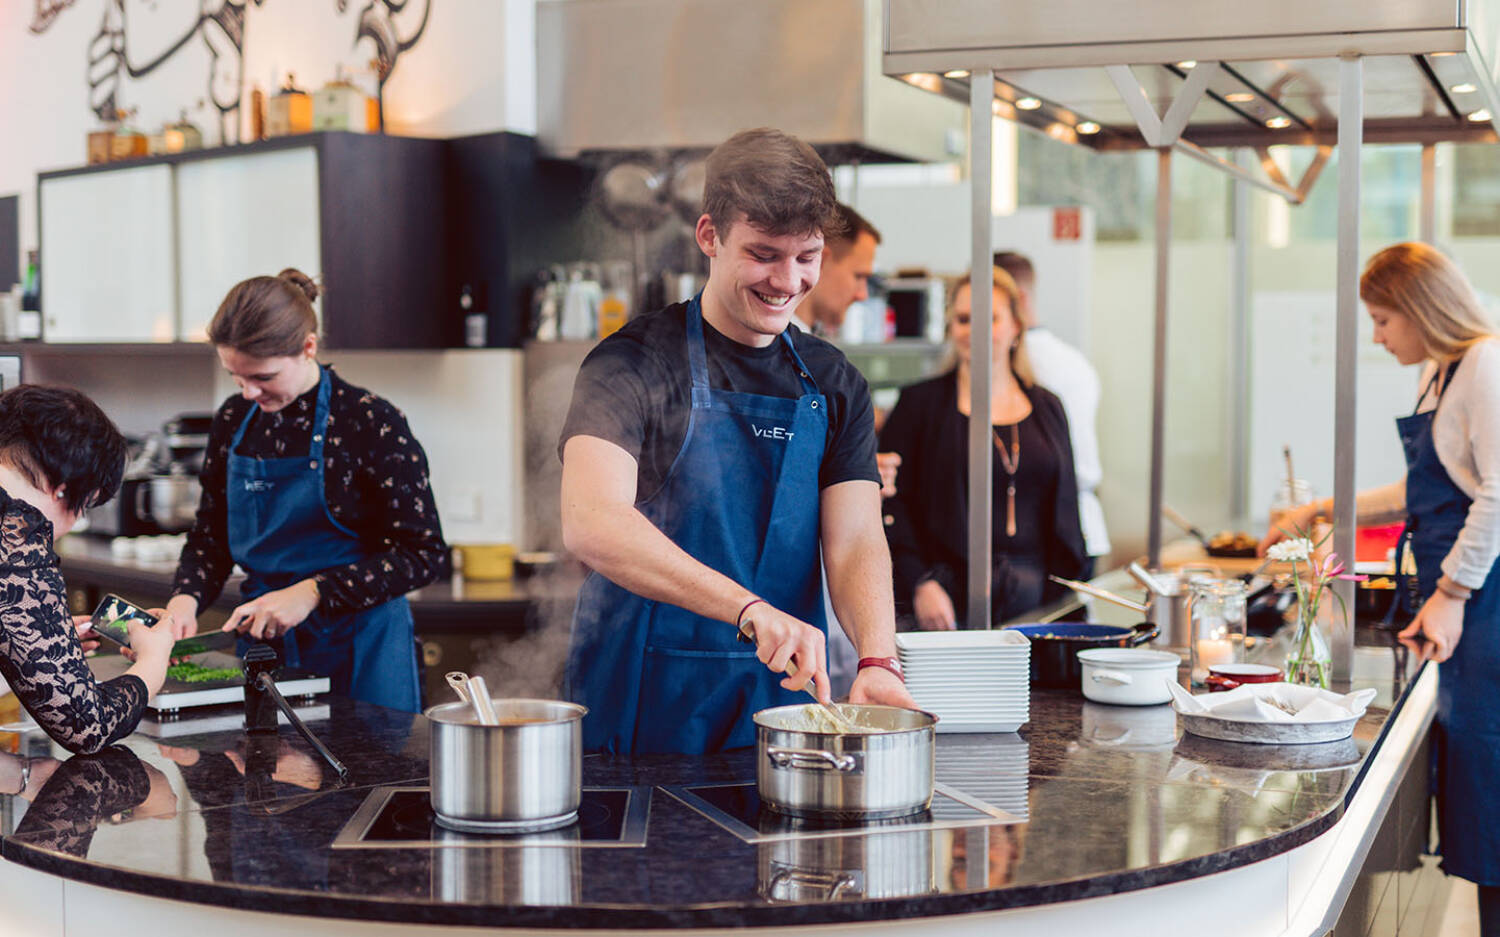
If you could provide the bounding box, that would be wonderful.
[426,698,586,833]
[147,473,201,533]
[753,704,935,820]
[757,826,938,902]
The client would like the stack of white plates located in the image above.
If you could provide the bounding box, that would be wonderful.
[896,630,1030,734]
[935,733,1031,819]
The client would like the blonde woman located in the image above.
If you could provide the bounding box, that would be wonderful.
[879,268,1087,629]
[1263,242,1500,930]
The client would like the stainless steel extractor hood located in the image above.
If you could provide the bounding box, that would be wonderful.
[536,0,967,162]
[881,0,1500,151]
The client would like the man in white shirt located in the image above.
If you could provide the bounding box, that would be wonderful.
[994,251,1111,575]
[801,204,893,696]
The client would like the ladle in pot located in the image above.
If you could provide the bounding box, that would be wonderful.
[445,671,499,726]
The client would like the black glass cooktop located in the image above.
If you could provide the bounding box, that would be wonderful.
[664,782,1018,844]
[333,787,651,849]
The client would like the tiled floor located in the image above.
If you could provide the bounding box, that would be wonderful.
[1441,878,1479,936]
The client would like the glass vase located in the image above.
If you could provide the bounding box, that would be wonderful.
[1285,609,1332,689]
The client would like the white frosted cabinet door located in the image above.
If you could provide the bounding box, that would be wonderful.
[39,164,175,342]
[176,147,321,342]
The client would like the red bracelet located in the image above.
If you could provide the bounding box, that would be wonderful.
[736,598,767,628]
[858,656,905,683]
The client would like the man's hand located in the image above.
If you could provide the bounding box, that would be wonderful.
[914,580,957,631]
[1397,591,1465,662]
[876,451,901,498]
[222,579,320,640]
[849,665,917,709]
[741,603,831,703]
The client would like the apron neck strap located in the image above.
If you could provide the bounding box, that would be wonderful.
[1414,357,1463,415]
[685,294,820,395]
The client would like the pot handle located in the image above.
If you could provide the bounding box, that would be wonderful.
[768,869,860,901]
[765,746,859,773]
[1090,669,1133,687]
[1129,622,1160,646]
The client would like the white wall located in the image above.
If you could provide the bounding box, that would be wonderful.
[0,0,536,261]
[212,350,527,546]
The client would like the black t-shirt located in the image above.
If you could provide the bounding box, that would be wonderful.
[559,302,879,501]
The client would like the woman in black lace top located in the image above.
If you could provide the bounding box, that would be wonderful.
[0,386,175,753]
[162,270,448,712]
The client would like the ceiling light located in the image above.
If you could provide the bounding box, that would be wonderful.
[902,73,942,93]
[1468,108,1492,122]
[1265,116,1292,129]
[1176,60,1197,69]
[943,69,970,79]
[992,100,1010,116]
[1076,121,1101,135]
[1015,97,1042,111]
[1451,82,1478,94]
[1431,51,1458,57]
[1224,92,1256,104]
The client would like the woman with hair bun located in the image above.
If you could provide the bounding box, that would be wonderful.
[1262,243,1500,933]
[162,269,448,713]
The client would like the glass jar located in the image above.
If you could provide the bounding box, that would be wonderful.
[1189,579,1248,686]
[1268,478,1316,536]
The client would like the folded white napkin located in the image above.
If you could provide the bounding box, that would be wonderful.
[1167,681,1377,723]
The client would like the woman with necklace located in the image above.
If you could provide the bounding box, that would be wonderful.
[160,269,449,712]
[880,267,1087,629]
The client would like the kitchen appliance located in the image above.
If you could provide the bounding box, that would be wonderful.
[999,622,1158,689]
[537,0,964,161]
[163,412,213,474]
[85,476,158,536]
[426,698,586,833]
[331,785,652,850]
[664,779,1016,845]
[146,472,201,533]
[752,704,936,821]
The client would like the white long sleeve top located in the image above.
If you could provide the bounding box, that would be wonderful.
[1355,336,1500,589]
[1025,327,1111,557]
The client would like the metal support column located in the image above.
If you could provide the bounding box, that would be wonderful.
[1420,143,1436,244]
[1147,148,1172,569]
[968,71,995,630]
[1229,150,1252,522]
[1332,55,1363,679]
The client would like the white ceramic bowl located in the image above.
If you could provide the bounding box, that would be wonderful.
[1076,648,1181,706]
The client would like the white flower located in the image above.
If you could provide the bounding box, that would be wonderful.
[1268,538,1314,563]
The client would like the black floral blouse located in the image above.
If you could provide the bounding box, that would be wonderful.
[0,488,147,753]
[171,366,450,615]
[12,746,151,856]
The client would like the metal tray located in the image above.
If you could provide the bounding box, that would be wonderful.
[1177,710,1360,745]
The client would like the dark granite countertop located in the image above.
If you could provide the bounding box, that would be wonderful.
[0,625,1427,930]
[53,534,582,628]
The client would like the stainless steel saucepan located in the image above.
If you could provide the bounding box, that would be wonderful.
[753,703,936,820]
[426,697,587,833]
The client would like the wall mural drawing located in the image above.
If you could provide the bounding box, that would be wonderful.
[30,0,432,145]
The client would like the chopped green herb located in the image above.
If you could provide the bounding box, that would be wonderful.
[166,663,241,684]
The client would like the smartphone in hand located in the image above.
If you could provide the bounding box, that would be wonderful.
[90,594,159,649]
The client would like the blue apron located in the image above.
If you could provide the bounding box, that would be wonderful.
[1396,358,1500,885]
[565,296,829,754]
[226,367,421,713]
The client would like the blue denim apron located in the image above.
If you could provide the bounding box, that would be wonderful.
[1396,359,1500,884]
[227,367,421,713]
[566,295,829,754]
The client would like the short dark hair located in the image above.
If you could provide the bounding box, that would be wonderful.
[702,128,840,241]
[207,268,321,359]
[826,203,882,255]
[0,385,127,514]
[992,251,1036,289]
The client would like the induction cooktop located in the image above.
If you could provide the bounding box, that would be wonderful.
[332,786,652,849]
[663,781,1020,844]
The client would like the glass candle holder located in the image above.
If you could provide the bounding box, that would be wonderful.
[1189,579,1248,686]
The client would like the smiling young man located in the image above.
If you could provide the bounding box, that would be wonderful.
[559,128,915,754]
